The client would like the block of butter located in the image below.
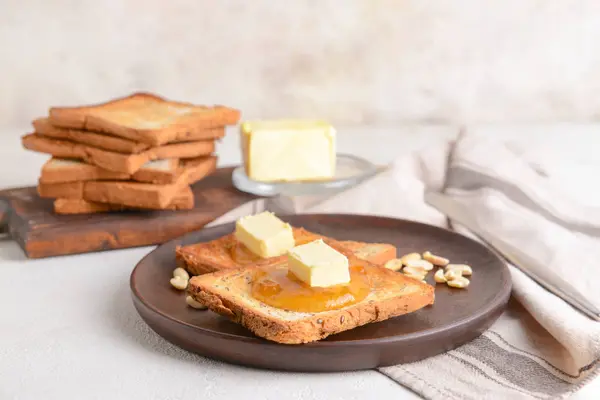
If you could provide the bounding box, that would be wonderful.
[241,120,336,182]
[234,211,295,258]
[287,239,350,287]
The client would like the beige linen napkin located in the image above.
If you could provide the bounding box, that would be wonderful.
[208,133,599,399]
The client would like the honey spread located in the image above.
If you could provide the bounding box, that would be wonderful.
[231,213,371,312]
[251,265,371,313]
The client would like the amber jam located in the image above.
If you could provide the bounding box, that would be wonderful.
[229,236,318,264]
[250,266,371,313]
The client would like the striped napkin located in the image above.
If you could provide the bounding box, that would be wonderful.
[209,130,600,399]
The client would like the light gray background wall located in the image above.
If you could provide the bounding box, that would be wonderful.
[2,0,600,128]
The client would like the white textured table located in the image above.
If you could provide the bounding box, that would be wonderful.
[0,125,598,400]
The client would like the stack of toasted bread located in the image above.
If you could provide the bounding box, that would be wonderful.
[21,93,241,214]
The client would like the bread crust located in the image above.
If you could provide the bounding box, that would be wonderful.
[38,156,215,208]
[53,186,193,214]
[33,118,150,153]
[39,158,183,185]
[82,156,215,208]
[188,243,434,344]
[22,133,214,174]
[47,92,240,146]
[33,117,225,154]
[129,159,180,184]
[40,158,130,184]
[176,227,397,276]
[339,241,397,265]
[38,180,84,199]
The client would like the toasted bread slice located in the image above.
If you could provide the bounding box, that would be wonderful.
[38,156,215,208]
[176,227,396,276]
[83,156,216,208]
[33,117,226,154]
[22,133,214,174]
[47,92,240,146]
[129,159,180,184]
[40,157,190,185]
[38,180,84,199]
[33,118,150,153]
[40,158,130,184]
[188,242,434,344]
[337,241,397,265]
[53,186,194,214]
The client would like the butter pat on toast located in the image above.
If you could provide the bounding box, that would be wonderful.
[48,92,240,146]
[176,227,397,276]
[235,211,295,258]
[188,243,434,344]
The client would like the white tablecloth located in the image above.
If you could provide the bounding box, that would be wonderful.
[1,124,598,400]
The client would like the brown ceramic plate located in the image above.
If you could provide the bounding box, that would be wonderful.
[131,214,511,372]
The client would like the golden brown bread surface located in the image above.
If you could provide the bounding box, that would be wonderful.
[53,186,194,214]
[83,156,216,208]
[128,159,181,184]
[340,241,397,265]
[176,227,397,276]
[47,92,240,146]
[33,118,150,154]
[38,156,215,208]
[33,117,226,154]
[40,158,188,185]
[22,133,215,174]
[40,158,131,184]
[38,180,84,199]
[188,242,434,344]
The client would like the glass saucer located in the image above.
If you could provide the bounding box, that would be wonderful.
[232,154,378,197]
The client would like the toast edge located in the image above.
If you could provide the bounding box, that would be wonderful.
[187,242,434,344]
[189,273,434,344]
[48,93,241,146]
[174,223,399,277]
[53,186,194,214]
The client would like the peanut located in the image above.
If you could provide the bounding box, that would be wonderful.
[404,259,434,271]
[444,269,462,282]
[404,272,426,281]
[434,269,447,283]
[170,276,188,290]
[446,264,472,276]
[185,295,207,310]
[447,276,470,289]
[403,265,428,278]
[173,267,190,281]
[422,251,449,267]
[384,258,404,272]
[400,252,421,265]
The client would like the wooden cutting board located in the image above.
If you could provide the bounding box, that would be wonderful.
[0,167,257,259]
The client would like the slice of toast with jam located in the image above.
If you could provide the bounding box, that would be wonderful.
[187,241,434,344]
